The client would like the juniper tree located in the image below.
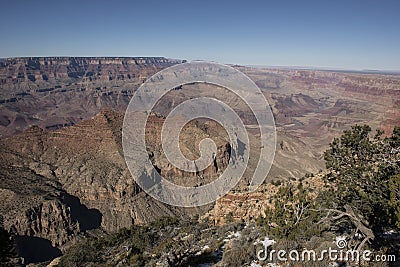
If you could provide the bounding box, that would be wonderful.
[323,125,400,229]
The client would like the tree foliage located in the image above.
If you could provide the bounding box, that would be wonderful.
[258,184,329,241]
[323,125,400,229]
[389,174,400,228]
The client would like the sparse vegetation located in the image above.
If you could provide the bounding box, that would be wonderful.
[389,174,400,228]
[57,216,234,266]
[257,183,330,242]
[58,223,157,266]
[257,125,400,265]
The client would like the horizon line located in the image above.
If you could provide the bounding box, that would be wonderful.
[1,56,399,74]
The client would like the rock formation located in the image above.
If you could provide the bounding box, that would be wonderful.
[1,57,400,264]
[0,109,230,262]
[0,57,184,137]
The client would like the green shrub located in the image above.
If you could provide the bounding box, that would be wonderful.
[389,174,400,228]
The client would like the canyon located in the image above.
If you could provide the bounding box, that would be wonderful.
[0,57,399,264]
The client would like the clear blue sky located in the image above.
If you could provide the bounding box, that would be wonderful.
[1,0,400,70]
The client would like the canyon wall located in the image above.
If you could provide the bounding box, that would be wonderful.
[0,57,183,137]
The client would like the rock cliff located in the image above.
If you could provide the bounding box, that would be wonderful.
[0,109,230,262]
[0,57,183,137]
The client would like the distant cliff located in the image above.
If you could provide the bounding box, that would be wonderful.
[0,57,182,86]
[0,57,184,137]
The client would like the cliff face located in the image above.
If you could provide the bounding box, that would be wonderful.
[252,68,400,135]
[0,57,179,87]
[0,164,81,258]
[0,109,230,261]
[9,200,78,247]
[145,115,231,187]
[0,57,183,137]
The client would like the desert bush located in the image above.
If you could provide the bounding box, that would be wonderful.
[222,239,255,267]
[57,238,104,267]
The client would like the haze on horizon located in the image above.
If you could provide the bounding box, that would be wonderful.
[1,0,400,71]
